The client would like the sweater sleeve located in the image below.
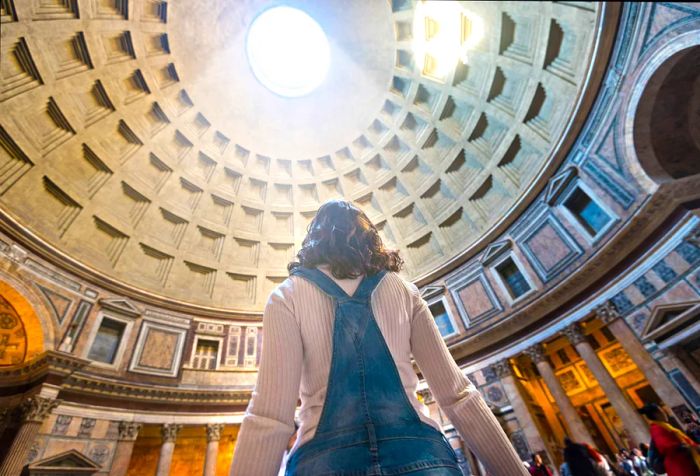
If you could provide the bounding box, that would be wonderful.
[408,284,528,476]
[230,283,302,476]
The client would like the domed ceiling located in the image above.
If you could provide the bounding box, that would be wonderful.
[0,0,604,312]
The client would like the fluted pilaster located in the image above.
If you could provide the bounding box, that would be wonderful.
[203,423,224,476]
[0,396,60,476]
[109,422,142,476]
[155,424,182,476]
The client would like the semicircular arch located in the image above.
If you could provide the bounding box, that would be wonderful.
[0,272,57,360]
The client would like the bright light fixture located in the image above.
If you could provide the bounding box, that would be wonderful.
[246,6,331,97]
[413,1,485,81]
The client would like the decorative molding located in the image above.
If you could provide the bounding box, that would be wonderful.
[19,395,60,423]
[562,323,587,345]
[27,450,101,474]
[128,320,186,377]
[61,373,251,406]
[118,421,142,441]
[447,269,503,326]
[492,359,513,379]
[543,166,578,205]
[0,351,90,390]
[206,423,224,442]
[641,301,700,343]
[480,239,513,266]
[524,344,546,364]
[517,209,584,282]
[595,301,621,324]
[161,423,182,443]
[99,298,141,317]
[420,285,445,300]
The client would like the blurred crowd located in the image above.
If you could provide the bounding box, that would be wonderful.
[522,404,700,476]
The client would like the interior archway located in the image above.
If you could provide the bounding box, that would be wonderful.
[0,279,46,365]
[633,45,700,182]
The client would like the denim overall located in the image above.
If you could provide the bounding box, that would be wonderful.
[285,267,461,476]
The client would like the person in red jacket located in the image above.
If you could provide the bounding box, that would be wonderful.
[638,404,700,476]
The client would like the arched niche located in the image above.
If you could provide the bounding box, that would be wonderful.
[0,279,49,364]
[633,45,700,183]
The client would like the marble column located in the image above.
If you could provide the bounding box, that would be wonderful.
[203,423,223,476]
[596,302,689,410]
[155,424,181,476]
[563,323,650,447]
[524,344,595,447]
[492,359,554,464]
[0,395,60,476]
[109,422,142,476]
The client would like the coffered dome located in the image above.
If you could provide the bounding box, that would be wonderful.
[0,0,605,312]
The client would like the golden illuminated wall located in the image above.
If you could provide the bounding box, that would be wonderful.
[216,426,239,476]
[0,279,44,365]
[125,425,239,476]
[126,426,160,476]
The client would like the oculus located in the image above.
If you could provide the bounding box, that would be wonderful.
[246,6,331,97]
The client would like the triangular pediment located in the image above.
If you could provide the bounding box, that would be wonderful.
[98,298,140,317]
[420,285,445,300]
[28,449,101,473]
[543,167,578,205]
[480,239,513,266]
[642,300,699,343]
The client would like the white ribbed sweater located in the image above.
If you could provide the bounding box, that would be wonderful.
[230,270,528,476]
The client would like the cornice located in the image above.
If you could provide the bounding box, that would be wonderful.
[61,373,252,407]
[0,350,90,391]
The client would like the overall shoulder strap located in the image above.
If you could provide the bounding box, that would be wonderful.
[290,267,349,299]
[352,270,387,301]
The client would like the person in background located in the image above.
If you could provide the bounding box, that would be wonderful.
[528,453,553,476]
[617,449,639,476]
[561,438,601,476]
[639,403,700,476]
[584,443,613,475]
[685,416,700,445]
[638,442,650,459]
[630,447,653,476]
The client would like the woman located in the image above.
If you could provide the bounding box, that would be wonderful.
[639,403,700,476]
[529,453,553,476]
[231,200,527,475]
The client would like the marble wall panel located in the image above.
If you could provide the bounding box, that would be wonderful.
[519,212,583,282]
[129,320,186,377]
[449,272,502,326]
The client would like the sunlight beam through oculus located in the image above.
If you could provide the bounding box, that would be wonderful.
[413,1,485,81]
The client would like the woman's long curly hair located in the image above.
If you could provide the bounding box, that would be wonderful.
[288,200,403,279]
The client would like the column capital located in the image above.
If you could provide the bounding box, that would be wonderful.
[595,301,621,324]
[205,423,224,442]
[18,395,60,423]
[524,344,547,364]
[161,423,182,443]
[118,421,142,441]
[492,359,513,379]
[563,322,587,346]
